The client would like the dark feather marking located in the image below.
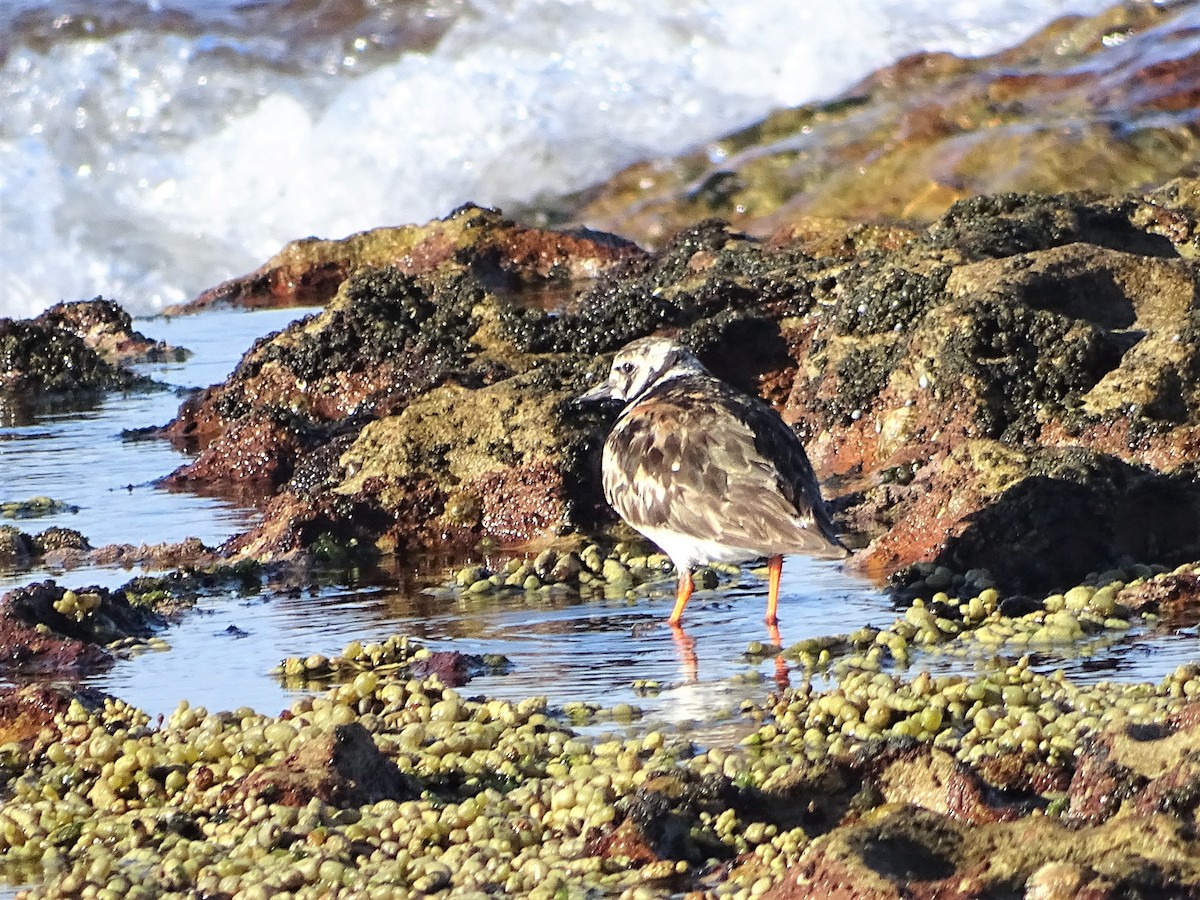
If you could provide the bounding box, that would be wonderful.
[602,375,846,558]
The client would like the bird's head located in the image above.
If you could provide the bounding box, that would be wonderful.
[575,336,707,405]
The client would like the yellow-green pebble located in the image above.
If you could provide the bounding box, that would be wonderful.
[4,566,1193,898]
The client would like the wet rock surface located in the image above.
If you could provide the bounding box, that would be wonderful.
[0,300,162,419]
[0,527,223,577]
[274,633,512,691]
[0,497,80,521]
[570,3,1200,246]
[20,186,1194,895]
[0,578,177,677]
[143,187,1200,598]
[0,561,263,677]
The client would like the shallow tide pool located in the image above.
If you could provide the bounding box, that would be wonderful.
[1,307,1196,746]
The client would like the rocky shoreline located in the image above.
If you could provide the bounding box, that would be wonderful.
[5,174,1200,895]
[1,562,1200,898]
[139,189,1200,593]
[11,4,1200,881]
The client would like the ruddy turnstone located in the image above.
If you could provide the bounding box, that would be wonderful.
[578,335,848,627]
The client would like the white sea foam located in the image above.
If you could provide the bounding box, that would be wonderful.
[0,0,1116,319]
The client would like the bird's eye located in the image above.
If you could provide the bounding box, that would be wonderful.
[616,362,635,375]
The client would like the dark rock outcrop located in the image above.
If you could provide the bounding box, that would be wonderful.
[153,189,1200,595]
[0,297,176,421]
[0,581,164,676]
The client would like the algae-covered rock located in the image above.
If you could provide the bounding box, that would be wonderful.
[167,209,809,558]
[36,298,188,366]
[150,180,1200,593]
[8,641,1200,897]
[335,373,574,540]
[0,318,145,406]
[0,298,176,427]
[572,3,1200,245]
[766,804,1200,900]
[0,497,79,520]
[768,191,1200,590]
[3,581,166,652]
[176,201,639,312]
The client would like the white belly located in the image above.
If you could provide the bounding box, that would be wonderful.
[634,525,764,572]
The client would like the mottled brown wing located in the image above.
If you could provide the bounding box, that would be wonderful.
[732,386,845,551]
[603,377,844,557]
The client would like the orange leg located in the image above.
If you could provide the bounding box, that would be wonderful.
[668,568,694,625]
[767,621,782,647]
[670,625,699,683]
[765,554,784,625]
[767,620,789,690]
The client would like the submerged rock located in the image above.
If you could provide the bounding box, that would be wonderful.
[274,633,512,690]
[0,497,80,520]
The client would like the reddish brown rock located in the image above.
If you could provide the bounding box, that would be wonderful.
[853,443,1200,595]
[85,536,218,570]
[175,204,640,312]
[972,750,1072,798]
[585,818,666,867]
[157,208,637,560]
[0,685,78,746]
[1068,704,1200,824]
[767,806,1200,900]
[235,722,416,806]
[37,298,187,366]
[407,650,509,687]
[0,580,165,676]
[1118,572,1200,625]
[164,408,312,493]
[0,613,111,675]
[875,746,1021,825]
[0,565,244,676]
[767,204,1200,591]
[225,471,444,560]
[470,458,568,544]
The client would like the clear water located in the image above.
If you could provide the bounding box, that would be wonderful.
[0,307,315,559]
[0,0,1118,319]
[87,556,887,733]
